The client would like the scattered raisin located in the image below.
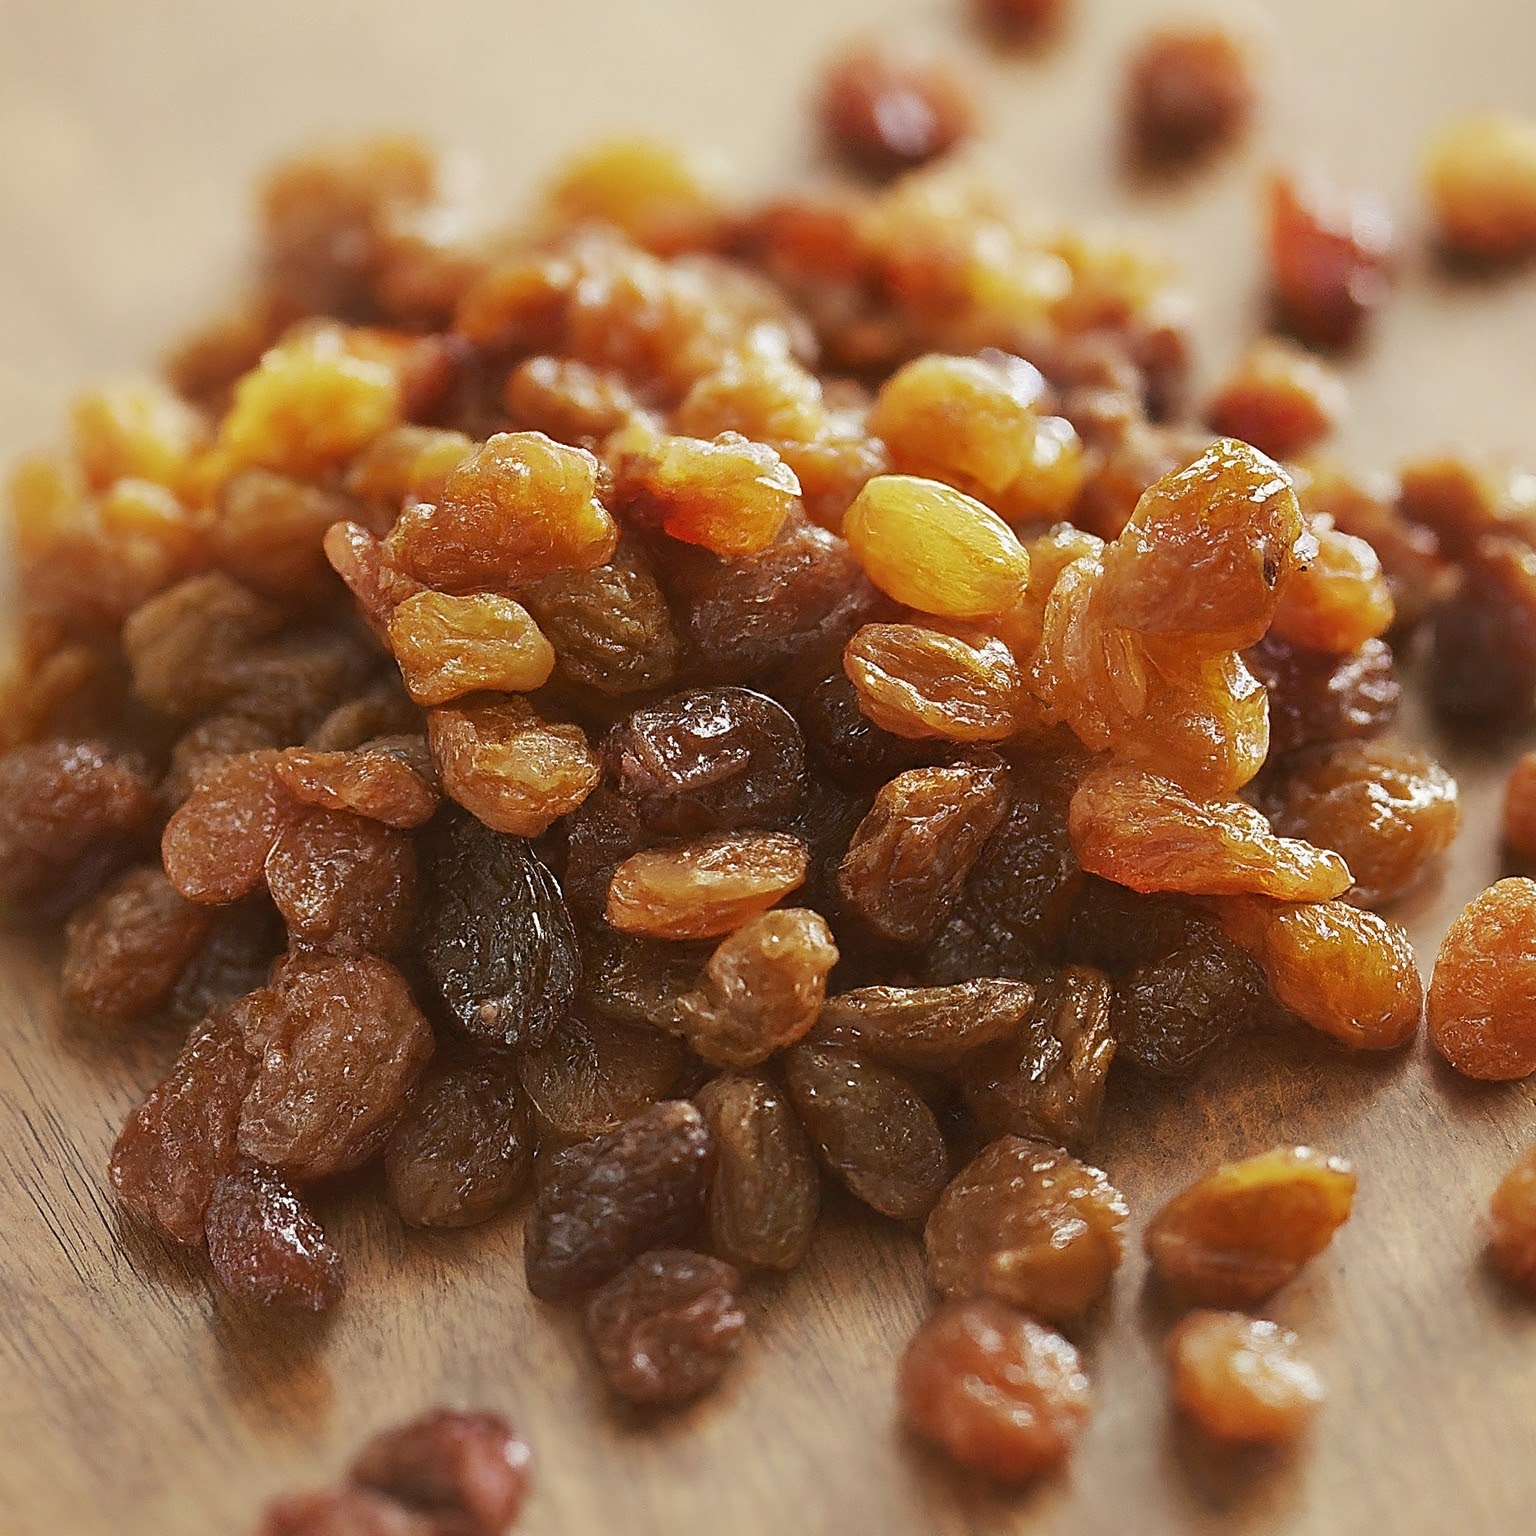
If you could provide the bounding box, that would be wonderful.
[204,1163,344,1310]
[1488,1144,1536,1291]
[258,1487,433,1536]
[1425,112,1536,262]
[1125,28,1253,167]
[1205,339,1345,462]
[818,42,976,176]
[1166,1311,1325,1444]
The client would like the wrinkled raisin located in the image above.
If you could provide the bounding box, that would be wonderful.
[1205,339,1345,462]
[1271,524,1395,654]
[576,924,710,1032]
[204,1163,344,1310]
[162,750,298,906]
[1245,634,1400,756]
[274,739,439,829]
[1166,1311,1325,1444]
[817,977,1037,1071]
[388,592,556,706]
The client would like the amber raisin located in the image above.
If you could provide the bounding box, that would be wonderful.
[349,1408,532,1536]
[62,867,213,1025]
[1145,1145,1356,1305]
[1505,753,1536,861]
[523,1100,714,1301]
[273,740,439,830]
[1428,538,1536,728]
[606,831,809,941]
[817,977,1037,1071]
[1205,339,1345,462]
[1245,634,1400,756]
[234,954,434,1181]
[505,355,641,445]
[415,808,580,1048]
[109,1007,254,1244]
[925,1138,1127,1323]
[584,1248,746,1407]
[1425,112,1536,262]
[1428,878,1536,1080]
[898,1298,1091,1481]
[384,1056,534,1229]
[204,1163,344,1310]
[1167,1311,1325,1444]
[602,687,806,838]
[675,909,837,1067]
[695,1072,820,1271]
[1489,1144,1536,1291]
[783,1041,947,1220]
[388,592,555,706]
[1271,525,1395,654]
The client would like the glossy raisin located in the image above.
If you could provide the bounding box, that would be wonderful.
[1167,1311,1325,1444]
[816,978,1037,1072]
[162,750,299,906]
[576,924,710,1032]
[1428,538,1536,728]
[274,738,439,830]
[204,1163,344,1310]
[1245,634,1400,756]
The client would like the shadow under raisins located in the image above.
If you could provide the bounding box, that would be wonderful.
[1158,1410,1307,1521]
[210,1298,338,1436]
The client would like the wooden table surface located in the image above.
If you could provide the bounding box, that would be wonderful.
[4,2,1536,1532]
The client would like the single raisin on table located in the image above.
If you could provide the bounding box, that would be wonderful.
[349,1407,533,1536]
[783,1041,948,1220]
[584,1248,746,1407]
[384,1055,534,1229]
[1505,752,1536,861]
[523,1100,715,1301]
[1428,878,1536,1080]
[924,1138,1128,1323]
[675,908,838,1067]
[695,1072,820,1271]
[1124,27,1253,167]
[818,41,976,176]
[1424,112,1536,263]
[1145,1145,1356,1305]
[1488,1143,1536,1291]
[898,1297,1091,1481]
[1166,1311,1325,1444]
[204,1163,344,1311]
[415,808,580,1048]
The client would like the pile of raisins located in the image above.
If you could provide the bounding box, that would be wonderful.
[11,13,1536,1513]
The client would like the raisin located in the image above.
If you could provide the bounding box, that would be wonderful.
[162,750,299,906]
[169,897,286,1025]
[61,867,213,1024]
[798,671,934,785]
[1428,537,1536,728]
[1263,742,1459,909]
[675,909,837,1067]
[523,1100,714,1301]
[925,1138,1127,1323]
[602,687,806,838]
[1110,917,1273,1077]
[1145,1145,1356,1305]
[1267,172,1395,350]
[388,592,556,706]
[258,1487,433,1536]
[605,831,809,940]
[505,355,640,446]
[1271,524,1395,655]
[1065,878,1209,975]
[346,424,475,508]
[1428,878,1536,1080]
[1124,27,1252,168]
[214,470,357,602]
[897,1298,1091,1481]
[843,474,1031,620]
[1166,1311,1325,1444]
[584,1248,746,1406]
[415,808,580,1048]
[1504,752,1536,861]
[959,967,1116,1148]
[783,1041,948,1220]
[1205,339,1345,462]
[1489,1144,1536,1291]
[383,431,618,591]
[818,41,975,176]
[1069,762,1351,901]
[1425,112,1536,262]
[1244,634,1400,756]
[71,378,206,494]
[0,739,156,910]
[522,537,679,696]
[1218,897,1421,1051]
[274,740,440,829]
[109,1007,255,1244]
[265,808,417,955]
[384,1055,534,1229]
[695,1072,821,1270]
[837,758,1011,945]
[519,1013,689,1143]
[204,1163,344,1310]
[972,0,1066,47]
[817,977,1037,1071]
[845,624,1032,744]
[234,954,434,1181]
[349,1408,532,1536]
[576,924,710,1032]
[428,696,600,838]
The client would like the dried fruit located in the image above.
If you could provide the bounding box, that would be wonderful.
[415,809,580,1048]
[1125,28,1253,166]
[204,1163,344,1310]
[817,977,1036,1071]
[584,1248,746,1406]
[1271,525,1395,654]
[576,924,710,1032]
[1145,1145,1357,1305]
[1428,537,1536,728]
[898,1298,1091,1480]
[1425,112,1536,262]
[1166,1311,1325,1444]
[819,42,975,175]
[387,592,555,706]
[783,1041,948,1220]
[695,1072,820,1270]
[1428,878,1536,1080]
[1205,339,1345,462]
[606,831,809,940]
[523,1100,714,1301]
[258,1487,432,1536]
[925,1138,1128,1322]
[1488,1144,1536,1291]
[384,1056,534,1228]
[1246,634,1401,756]
[162,751,298,906]
[274,738,439,829]
[1505,752,1536,861]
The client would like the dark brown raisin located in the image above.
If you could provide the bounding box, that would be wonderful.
[415,808,579,1048]
[1125,28,1253,167]
[576,924,710,1032]
[384,1055,534,1229]
[783,1041,948,1220]
[168,896,286,1025]
[584,1248,746,1406]
[1244,634,1400,756]
[204,1163,344,1310]
[523,1100,715,1301]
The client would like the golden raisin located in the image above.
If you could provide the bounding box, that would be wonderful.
[1167,1312,1325,1444]
[387,591,555,705]
[1145,1145,1356,1305]
[1271,524,1395,654]
[1488,1143,1536,1291]
[1425,113,1536,262]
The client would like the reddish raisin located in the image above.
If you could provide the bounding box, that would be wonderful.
[818,42,976,177]
[204,1163,344,1310]
[1167,1311,1325,1444]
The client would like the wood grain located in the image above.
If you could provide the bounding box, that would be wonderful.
[3,1,1536,1532]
